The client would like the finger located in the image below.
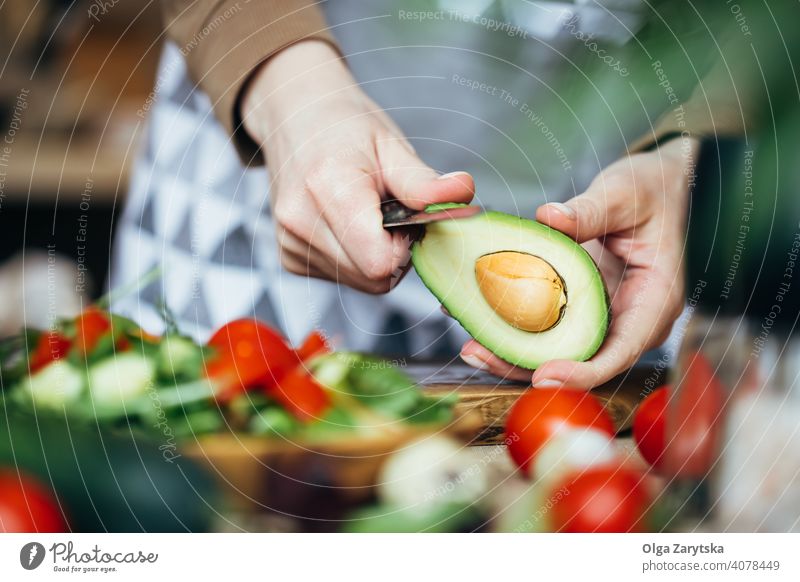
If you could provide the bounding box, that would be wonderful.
[389,228,415,283]
[279,248,326,280]
[272,180,367,277]
[582,239,624,297]
[308,161,397,281]
[278,221,362,277]
[377,137,474,210]
[460,340,533,382]
[535,167,641,243]
[280,228,396,293]
[531,271,679,389]
[277,229,331,280]
[282,244,393,293]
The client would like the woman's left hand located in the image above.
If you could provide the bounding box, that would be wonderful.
[459,137,699,389]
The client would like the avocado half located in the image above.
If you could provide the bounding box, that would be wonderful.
[411,206,610,370]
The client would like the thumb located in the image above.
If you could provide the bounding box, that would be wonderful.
[377,138,474,210]
[536,175,636,243]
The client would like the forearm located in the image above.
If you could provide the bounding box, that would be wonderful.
[241,40,351,148]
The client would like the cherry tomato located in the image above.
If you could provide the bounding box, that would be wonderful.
[505,389,616,476]
[115,337,132,351]
[74,307,111,355]
[28,332,71,373]
[663,351,724,479]
[295,330,330,363]
[264,365,331,422]
[633,386,670,470]
[0,469,68,533]
[205,319,296,402]
[549,466,651,533]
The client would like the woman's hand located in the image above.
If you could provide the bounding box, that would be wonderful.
[241,41,474,294]
[460,137,699,389]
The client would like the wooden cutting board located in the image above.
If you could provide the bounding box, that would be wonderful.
[410,361,660,445]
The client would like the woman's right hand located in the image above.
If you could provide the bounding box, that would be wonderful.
[241,41,474,293]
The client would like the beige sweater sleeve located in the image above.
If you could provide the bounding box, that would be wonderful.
[162,0,338,164]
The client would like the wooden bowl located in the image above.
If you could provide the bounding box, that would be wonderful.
[181,410,483,523]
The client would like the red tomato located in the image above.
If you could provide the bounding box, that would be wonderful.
[28,332,71,373]
[663,351,724,479]
[205,319,296,402]
[633,386,670,470]
[115,337,132,351]
[0,469,68,533]
[549,466,651,533]
[295,330,330,363]
[505,389,616,475]
[264,365,331,422]
[74,307,111,355]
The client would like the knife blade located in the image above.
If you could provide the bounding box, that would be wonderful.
[381,200,482,228]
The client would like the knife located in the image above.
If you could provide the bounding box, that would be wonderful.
[381,200,482,228]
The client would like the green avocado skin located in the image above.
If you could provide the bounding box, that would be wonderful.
[411,208,610,370]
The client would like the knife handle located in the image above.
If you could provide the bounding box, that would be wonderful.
[380,199,415,226]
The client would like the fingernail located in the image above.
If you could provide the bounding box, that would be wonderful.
[461,353,489,371]
[546,202,576,220]
[437,171,471,181]
[533,378,563,388]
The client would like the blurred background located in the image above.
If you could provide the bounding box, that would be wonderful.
[0,0,161,332]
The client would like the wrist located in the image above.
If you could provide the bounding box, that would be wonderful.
[241,40,348,144]
[658,134,700,166]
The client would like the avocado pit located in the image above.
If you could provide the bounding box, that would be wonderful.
[475,251,567,332]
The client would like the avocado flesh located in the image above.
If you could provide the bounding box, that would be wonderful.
[411,210,610,370]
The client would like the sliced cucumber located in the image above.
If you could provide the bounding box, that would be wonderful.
[309,352,356,388]
[88,353,155,407]
[18,360,84,409]
[156,335,202,382]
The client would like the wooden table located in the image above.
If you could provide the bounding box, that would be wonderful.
[191,359,658,529]
[412,360,657,444]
